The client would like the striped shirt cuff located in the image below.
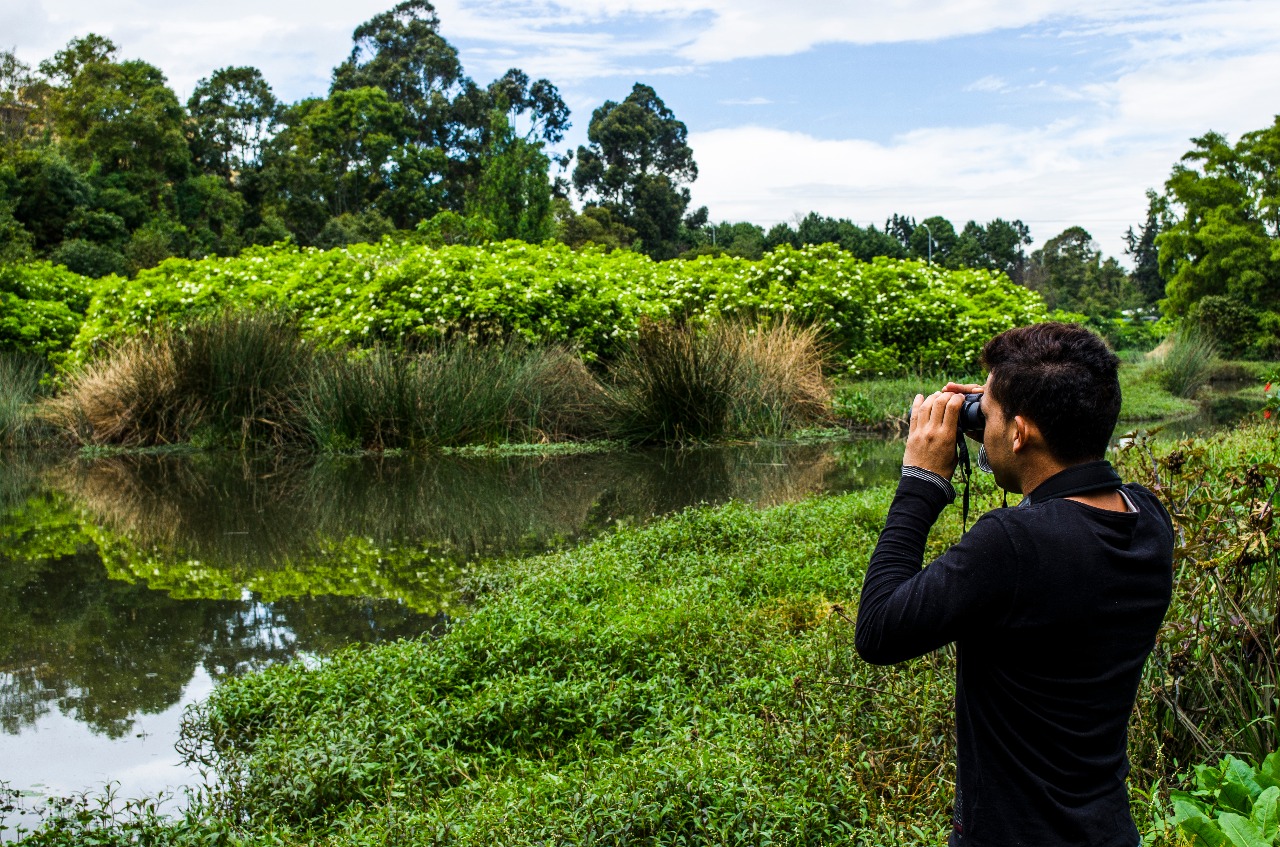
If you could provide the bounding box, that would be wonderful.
[901,465,957,502]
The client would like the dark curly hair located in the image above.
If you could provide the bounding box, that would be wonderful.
[981,322,1121,464]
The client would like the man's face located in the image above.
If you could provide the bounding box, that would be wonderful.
[978,373,1019,493]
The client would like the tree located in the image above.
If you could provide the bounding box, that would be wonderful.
[467,110,553,242]
[1158,121,1280,318]
[0,50,37,149]
[262,88,412,240]
[953,218,1033,281]
[883,213,915,252]
[485,69,570,148]
[331,0,468,150]
[910,216,957,265]
[1123,189,1165,307]
[793,212,904,261]
[48,58,190,204]
[188,66,279,178]
[573,83,696,260]
[1025,226,1131,314]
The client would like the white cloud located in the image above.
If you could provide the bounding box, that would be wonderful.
[686,120,1180,258]
[720,96,772,106]
[965,75,1010,93]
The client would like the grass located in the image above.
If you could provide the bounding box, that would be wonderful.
[0,353,48,446]
[42,310,312,448]
[32,313,834,451]
[1149,325,1221,399]
[602,319,831,444]
[300,340,606,451]
[8,420,1280,845]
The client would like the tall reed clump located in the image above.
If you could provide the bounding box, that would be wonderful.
[1150,324,1220,399]
[43,310,313,447]
[0,354,48,446]
[603,319,832,444]
[301,339,607,451]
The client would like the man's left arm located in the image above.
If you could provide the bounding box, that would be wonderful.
[854,389,1014,664]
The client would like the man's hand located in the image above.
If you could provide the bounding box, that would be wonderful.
[903,391,966,479]
[942,381,984,395]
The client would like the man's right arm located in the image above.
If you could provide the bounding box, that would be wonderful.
[855,476,1017,665]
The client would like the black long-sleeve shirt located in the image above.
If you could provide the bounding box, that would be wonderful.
[856,464,1173,846]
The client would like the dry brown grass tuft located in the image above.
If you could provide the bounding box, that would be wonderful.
[40,336,195,446]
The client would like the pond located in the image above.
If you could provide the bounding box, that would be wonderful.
[0,439,908,816]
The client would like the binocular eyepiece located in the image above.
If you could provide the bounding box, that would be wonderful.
[959,393,985,439]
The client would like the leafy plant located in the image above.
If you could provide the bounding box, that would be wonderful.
[65,241,1048,374]
[1171,754,1280,846]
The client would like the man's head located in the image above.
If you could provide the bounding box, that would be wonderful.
[980,322,1121,465]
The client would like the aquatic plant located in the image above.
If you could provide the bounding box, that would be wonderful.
[0,353,48,445]
[1150,325,1220,399]
[42,310,311,447]
[301,339,606,451]
[602,319,832,444]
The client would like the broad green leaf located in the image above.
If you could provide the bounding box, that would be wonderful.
[1250,786,1280,841]
[1171,800,1228,847]
[1217,812,1269,847]
[1174,790,1214,817]
[1200,763,1228,794]
[1222,756,1264,812]
[1260,752,1280,789]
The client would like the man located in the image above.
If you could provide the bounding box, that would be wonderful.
[855,322,1173,846]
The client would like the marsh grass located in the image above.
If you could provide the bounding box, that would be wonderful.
[302,340,608,451]
[1150,325,1220,399]
[603,320,832,444]
[0,353,48,445]
[42,310,311,447]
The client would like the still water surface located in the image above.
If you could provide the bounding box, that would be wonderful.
[0,440,906,811]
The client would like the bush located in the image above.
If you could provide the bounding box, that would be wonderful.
[1151,325,1220,398]
[43,310,312,447]
[66,241,1048,374]
[0,261,94,357]
[601,320,831,444]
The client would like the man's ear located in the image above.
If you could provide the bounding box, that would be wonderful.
[1011,415,1041,453]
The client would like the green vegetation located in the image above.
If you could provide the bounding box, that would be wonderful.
[40,310,835,450]
[4,420,1274,845]
[1169,753,1280,845]
[1160,117,1280,358]
[0,353,48,444]
[63,241,1044,375]
[602,320,830,443]
[1150,325,1221,399]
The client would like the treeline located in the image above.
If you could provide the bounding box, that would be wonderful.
[1,0,1276,356]
[0,2,580,275]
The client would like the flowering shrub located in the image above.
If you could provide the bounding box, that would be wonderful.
[0,262,95,357]
[63,241,1048,373]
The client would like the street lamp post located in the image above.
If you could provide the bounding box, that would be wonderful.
[921,222,934,265]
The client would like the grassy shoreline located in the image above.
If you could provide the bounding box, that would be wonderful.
[8,421,1279,845]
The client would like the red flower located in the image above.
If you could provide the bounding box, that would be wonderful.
[1267,409,1273,420]
[1267,381,1273,392]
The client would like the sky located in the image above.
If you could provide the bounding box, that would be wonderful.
[6,0,1280,259]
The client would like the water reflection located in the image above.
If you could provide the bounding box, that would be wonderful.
[0,439,902,803]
